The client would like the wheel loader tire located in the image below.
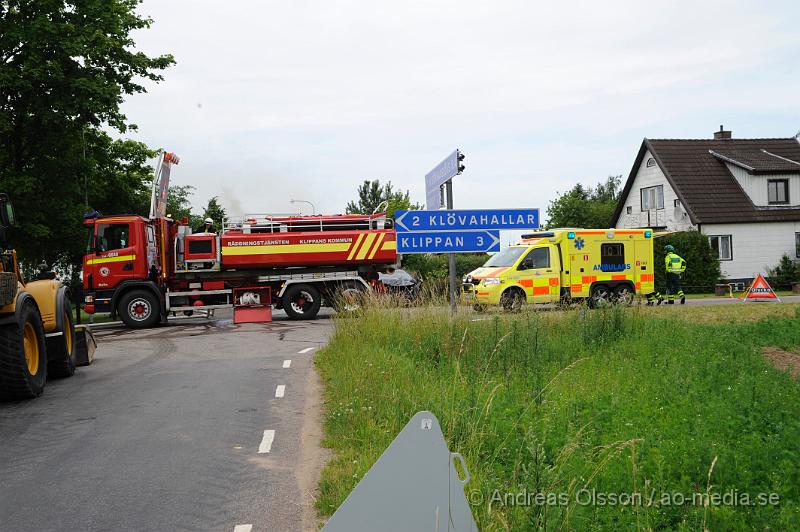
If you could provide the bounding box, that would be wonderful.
[118,289,161,328]
[0,297,47,400]
[47,293,76,378]
[283,284,322,320]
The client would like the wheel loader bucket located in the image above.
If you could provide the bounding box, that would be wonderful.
[74,325,97,367]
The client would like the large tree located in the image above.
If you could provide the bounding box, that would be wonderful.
[346,179,420,218]
[0,0,174,271]
[546,175,622,229]
[202,196,227,228]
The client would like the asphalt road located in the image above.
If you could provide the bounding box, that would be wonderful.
[0,310,333,532]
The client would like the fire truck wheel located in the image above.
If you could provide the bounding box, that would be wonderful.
[118,289,161,328]
[0,297,47,400]
[283,284,322,320]
[46,294,76,378]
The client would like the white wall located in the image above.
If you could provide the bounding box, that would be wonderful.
[615,150,695,231]
[701,221,800,279]
[726,164,800,206]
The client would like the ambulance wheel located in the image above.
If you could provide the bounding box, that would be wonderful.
[590,284,612,308]
[0,297,47,400]
[284,284,322,320]
[500,288,525,312]
[613,284,634,306]
[118,289,161,328]
[47,293,76,379]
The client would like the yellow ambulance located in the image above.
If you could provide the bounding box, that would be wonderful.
[462,229,655,309]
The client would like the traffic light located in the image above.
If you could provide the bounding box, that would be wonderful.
[457,150,465,174]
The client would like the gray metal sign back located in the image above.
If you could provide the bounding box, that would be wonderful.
[321,411,478,532]
[425,150,460,210]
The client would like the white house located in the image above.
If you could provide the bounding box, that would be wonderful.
[611,128,800,281]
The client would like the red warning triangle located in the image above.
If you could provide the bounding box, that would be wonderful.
[742,274,780,302]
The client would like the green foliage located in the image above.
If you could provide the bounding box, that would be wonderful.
[166,187,226,230]
[767,254,799,289]
[546,175,622,229]
[317,305,800,530]
[346,179,421,218]
[165,185,195,223]
[202,196,227,228]
[655,231,721,292]
[0,0,174,271]
[401,253,489,281]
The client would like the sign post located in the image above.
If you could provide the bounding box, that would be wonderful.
[423,150,465,313]
[417,150,539,313]
[445,181,457,313]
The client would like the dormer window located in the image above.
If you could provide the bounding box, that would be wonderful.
[768,179,789,205]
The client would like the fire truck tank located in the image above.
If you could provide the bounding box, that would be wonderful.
[214,213,398,269]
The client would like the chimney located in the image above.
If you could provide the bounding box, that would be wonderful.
[714,125,732,140]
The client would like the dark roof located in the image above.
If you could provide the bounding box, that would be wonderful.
[612,137,800,225]
[709,148,800,173]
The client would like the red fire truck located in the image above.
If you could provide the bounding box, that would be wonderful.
[81,153,399,327]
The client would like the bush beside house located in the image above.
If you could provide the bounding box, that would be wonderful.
[655,231,721,293]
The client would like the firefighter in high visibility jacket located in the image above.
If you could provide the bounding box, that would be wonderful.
[664,244,686,304]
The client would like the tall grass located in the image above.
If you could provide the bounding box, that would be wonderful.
[316,303,800,530]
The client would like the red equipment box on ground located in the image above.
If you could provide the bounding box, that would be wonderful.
[233,287,272,324]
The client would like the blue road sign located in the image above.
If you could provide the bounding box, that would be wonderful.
[395,209,540,233]
[425,150,460,209]
[397,230,500,254]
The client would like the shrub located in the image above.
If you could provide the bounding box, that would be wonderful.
[655,230,721,293]
[767,253,799,289]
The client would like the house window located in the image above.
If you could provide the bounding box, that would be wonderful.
[768,179,789,204]
[626,206,632,215]
[640,185,664,211]
[795,233,800,259]
[646,158,656,168]
[709,235,732,261]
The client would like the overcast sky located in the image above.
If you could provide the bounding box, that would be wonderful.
[122,0,800,222]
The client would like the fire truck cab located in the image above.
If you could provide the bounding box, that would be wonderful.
[82,214,169,327]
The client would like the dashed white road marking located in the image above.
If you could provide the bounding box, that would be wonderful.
[258,429,275,454]
[234,525,253,532]
[282,359,291,368]
[298,347,315,354]
[275,385,285,398]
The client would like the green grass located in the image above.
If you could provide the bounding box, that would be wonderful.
[316,303,800,530]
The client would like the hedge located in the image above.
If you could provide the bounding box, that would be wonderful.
[654,231,721,293]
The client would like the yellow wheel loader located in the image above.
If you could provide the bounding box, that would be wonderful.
[0,193,77,400]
